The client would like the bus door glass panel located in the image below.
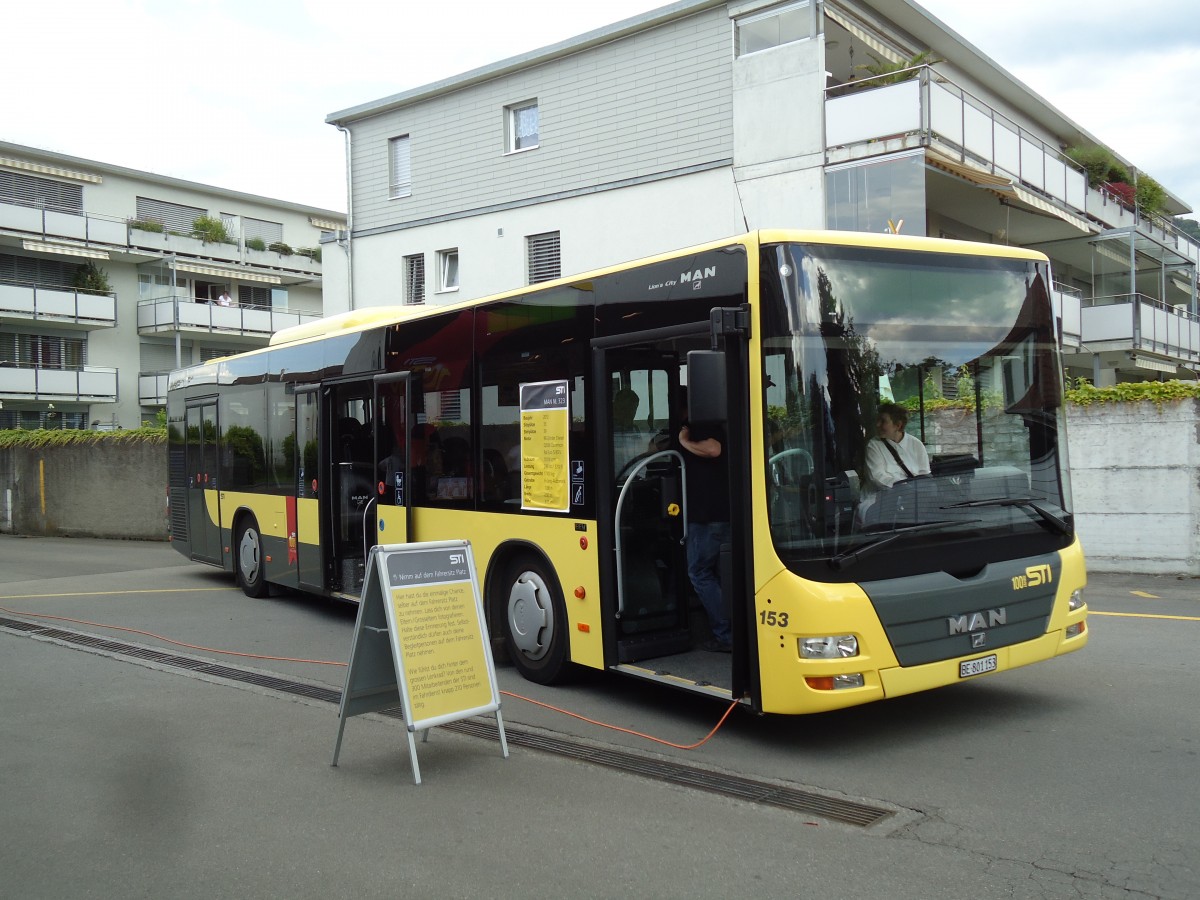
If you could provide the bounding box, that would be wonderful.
[606,350,687,640]
[294,389,322,589]
[185,401,221,564]
[374,373,413,545]
[328,383,374,595]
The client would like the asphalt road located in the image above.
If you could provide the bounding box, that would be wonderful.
[1,535,1197,899]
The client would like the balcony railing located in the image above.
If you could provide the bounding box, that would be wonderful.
[0,364,119,402]
[1080,293,1200,363]
[0,279,117,328]
[136,294,321,338]
[1052,283,1083,348]
[2,195,326,277]
[824,68,1200,269]
[139,371,170,406]
[0,196,128,245]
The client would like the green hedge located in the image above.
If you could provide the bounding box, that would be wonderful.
[0,427,166,449]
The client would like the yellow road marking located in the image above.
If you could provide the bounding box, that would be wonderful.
[1130,591,1160,599]
[0,588,233,600]
[1090,611,1200,622]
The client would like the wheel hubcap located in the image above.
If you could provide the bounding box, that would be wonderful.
[507,571,552,660]
[239,529,260,582]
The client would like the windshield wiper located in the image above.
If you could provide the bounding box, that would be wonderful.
[829,519,980,570]
[943,497,1072,536]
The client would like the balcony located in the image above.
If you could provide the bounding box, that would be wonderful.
[139,371,169,406]
[1052,283,1083,350]
[0,196,325,282]
[0,364,119,402]
[136,294,321,342]
[0,197,128,246]
[824,68,1200,272]
[1080,293,1200,365]
[0,280,117,329]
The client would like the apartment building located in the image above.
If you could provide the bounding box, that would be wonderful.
[326,0,1200,386]
[0,141,345,430]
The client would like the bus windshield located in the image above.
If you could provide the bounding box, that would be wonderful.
[760,242,1072,582]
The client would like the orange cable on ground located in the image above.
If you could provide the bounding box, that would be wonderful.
[1,604,740,748]
[500,690,740,750]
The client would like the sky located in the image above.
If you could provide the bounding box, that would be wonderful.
[4,0,1197,220]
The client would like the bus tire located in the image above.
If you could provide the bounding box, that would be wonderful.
[235,516,269,598]
[500,555,569,685]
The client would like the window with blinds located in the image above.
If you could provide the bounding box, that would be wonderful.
[239,216,283,245]
[0,170,83,211]
[0,333,87,369]
[0,252,82,287]
[404,254,425,304]
[389,135,412,199]
[526,231,561,284]
[136,197,206,232]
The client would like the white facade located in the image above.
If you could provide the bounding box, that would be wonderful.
[327,0,1199,386]
[0,141,345,430]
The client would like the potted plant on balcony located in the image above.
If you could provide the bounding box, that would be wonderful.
[191,215,232,245]
[268,241,293,256]
[852,50,939,89]
[246,237,267,251]
[72,262,111,295]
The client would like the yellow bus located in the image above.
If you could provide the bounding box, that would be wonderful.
[167,229,1087,714]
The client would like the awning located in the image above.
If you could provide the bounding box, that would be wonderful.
[925,149,1093,234]
[172,261,281,285]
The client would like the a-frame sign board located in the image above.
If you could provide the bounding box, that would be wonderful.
[331,540,508,784]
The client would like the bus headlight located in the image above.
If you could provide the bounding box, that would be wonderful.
[799,635,859,659]
[1068,589,1085,611]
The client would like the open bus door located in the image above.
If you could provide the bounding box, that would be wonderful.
[320,374,418,599]
[593,336,697,664]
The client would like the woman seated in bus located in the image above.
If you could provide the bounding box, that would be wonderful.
[858,402,930,523]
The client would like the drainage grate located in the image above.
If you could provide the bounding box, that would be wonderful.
[1,615,895,828]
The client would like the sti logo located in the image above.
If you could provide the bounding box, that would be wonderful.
[449,553,465,565]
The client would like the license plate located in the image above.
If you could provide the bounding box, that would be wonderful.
[959,654,997,678]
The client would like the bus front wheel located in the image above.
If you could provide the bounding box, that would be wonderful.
[501,556,569,685]
[235,517,269,598]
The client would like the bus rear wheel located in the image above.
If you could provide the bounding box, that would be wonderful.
[501,556,569,685]
[235,517,269,598]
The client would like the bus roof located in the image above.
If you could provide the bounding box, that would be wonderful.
[260,229,1048,349]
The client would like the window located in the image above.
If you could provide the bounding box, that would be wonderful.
[135,197,206,232]
[506,101,539,152]
[735,1,813,57]
[238,215,283,246]
[526,231,561,284]
[0,333,86,369]
[0,170,83,211]
[404,254,426,304]
[438,249,459,292]
[389,135,412,198]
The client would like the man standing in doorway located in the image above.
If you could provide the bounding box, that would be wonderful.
[679,397,732,653]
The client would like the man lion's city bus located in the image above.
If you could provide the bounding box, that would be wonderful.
[167,230,1087,714]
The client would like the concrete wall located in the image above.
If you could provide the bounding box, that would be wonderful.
[0,439,166,540]
[1067,399,1200,575]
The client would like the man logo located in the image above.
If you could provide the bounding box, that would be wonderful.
[971,632,988,649]
[948,608,1007,635]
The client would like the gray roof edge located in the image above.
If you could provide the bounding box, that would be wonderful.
[886,0,1191,214]
[325,0,727,126]
[0,139,347,219]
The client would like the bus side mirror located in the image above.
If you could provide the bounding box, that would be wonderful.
[687,350,726,425]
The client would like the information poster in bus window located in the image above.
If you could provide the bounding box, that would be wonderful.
[520,379,570,512]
